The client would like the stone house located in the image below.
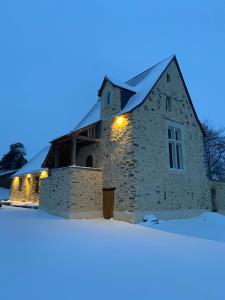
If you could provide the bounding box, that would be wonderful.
[10,146,49,204]
[40,55,225,223]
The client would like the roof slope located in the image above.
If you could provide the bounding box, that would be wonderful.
[117,55,174,115]
[0,169,17,177]
[14,145,50,177]
[72,55,174,132]
[73,101,101,132]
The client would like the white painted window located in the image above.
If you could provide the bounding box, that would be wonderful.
[166,96,172,112]
[167,125,184,170]
[105,91,111,107]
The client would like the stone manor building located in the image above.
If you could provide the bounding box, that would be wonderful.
[40,55,225,223]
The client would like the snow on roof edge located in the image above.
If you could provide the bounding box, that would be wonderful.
[13,145,50,177]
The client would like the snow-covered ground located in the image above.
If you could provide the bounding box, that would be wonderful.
[1,207,225,300]
[0,187,10,200]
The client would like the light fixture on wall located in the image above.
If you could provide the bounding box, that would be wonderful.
[40,170,48,179]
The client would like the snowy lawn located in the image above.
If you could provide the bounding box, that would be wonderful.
[1,207,225,300]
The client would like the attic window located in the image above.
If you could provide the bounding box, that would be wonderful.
[166,96,172,112]
[167,74,170,82]
[105,91,111,107]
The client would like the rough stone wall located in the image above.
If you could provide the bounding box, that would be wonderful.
[131,59,211,221]
[100,116,136,221]
[210,180,225,211]
[76,143,101,168]
[40,166,103,218]
[10,174,40,203]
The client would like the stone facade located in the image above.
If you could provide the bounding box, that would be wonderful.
[40,57,225,223]
[40,166,103,218]
[130,60,212,221]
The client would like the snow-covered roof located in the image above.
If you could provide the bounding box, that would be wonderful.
[71,56,174,132]
[73,101,101,132]
[104,76,137,93]
[51,56,174,142]
[13,145,50,177]
[0,169,17,177]
[116,55,174,115]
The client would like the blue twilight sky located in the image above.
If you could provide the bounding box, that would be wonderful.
[0,0,225,159]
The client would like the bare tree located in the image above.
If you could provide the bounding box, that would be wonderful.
[202,121,225,181]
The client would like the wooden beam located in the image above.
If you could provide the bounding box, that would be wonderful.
[76,135,100,143]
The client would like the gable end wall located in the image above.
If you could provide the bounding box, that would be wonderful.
[131,60,211,220]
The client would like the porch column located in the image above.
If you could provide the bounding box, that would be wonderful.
[71,136,77,165]
[54,144,60,168]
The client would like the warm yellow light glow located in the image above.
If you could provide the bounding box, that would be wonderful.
[40,170,48,179]
[116,116,124,125]
[27,174,31,178]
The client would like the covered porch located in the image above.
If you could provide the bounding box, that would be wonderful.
[44,123,101,170]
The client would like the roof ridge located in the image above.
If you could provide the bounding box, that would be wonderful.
[126,54,175,85]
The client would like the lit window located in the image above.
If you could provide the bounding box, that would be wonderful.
[167,73,170,82]
[166,96,172,112]
[167,125,184,170]
[105,91,111,106]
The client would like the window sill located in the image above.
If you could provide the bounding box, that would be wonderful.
[168,168,185,175]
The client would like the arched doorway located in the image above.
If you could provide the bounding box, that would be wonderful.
[86,155,93,168]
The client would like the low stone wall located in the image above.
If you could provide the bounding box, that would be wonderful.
[210,180,225,212]
[40,166,103,219]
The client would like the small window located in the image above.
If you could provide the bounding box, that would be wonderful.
[166,96,172,112]
[167,125,184,171]
[86,155,93,167]
[167,73,170,82]
[105,91,111,107]
[18,177,23,191]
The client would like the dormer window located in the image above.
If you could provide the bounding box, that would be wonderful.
[105,91,111,107]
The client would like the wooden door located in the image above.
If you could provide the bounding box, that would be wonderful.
[103,188,114,219]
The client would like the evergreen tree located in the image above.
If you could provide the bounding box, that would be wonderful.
[0,143,27,170]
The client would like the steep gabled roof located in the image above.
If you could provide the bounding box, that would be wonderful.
[116,55,174,115]
[98,76,137,96]
[13,145,50,177]
[51,55,204,142]
[71,56,174,133]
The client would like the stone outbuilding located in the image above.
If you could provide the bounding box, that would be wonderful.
[40,55,225,222]
[10,146,49,205]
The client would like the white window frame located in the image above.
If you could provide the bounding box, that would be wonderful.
[166,120,185,172]
[105,91,111,107]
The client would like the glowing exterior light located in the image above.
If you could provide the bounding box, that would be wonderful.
[40,170,48,179]
[27,174,31,178]
[116,116,124,125]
